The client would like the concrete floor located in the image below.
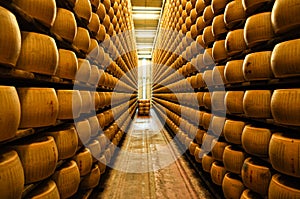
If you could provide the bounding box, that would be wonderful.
[95,110,213,199]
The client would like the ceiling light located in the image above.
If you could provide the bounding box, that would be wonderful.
[132,13,160,20]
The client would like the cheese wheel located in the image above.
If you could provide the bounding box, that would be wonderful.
[87,140,101,160]
[87,39,99,60]
[271,39,300,78]
[197,92,205,107]
[80,91,92,114]
[51,8,77,43]
[27,180,60,199]
[13,136,58,184]
[97,134,108,153]
[211,91,226,112]
[211,0,229,15]
[73,148,93,176]
[240,189,262,199]
[211,140,228,161]
[17,32,58,75]
[196,0,206,14]
[0,150,24,199]
[242,157,272,196]
[212,14,227,39]
[196,17,206,35]
[242,125,271,157]
[195,129,205,144]
[225,29,247,57]
[271,0,300,35]
[202,153,214,173]
[224,60,245,83]
[224,0,246,30]
[212,40,228,63]
[212,66,227,85]
[243,51,273,81]
[203,92,212,110]
[0,86,20,142]
[269,133,300,177]
[224,120,245,145]
[194,146,204,163]
[243,90,271,118]
[242,0,273,15]
[104,148,112,163]
[202,113,213,131]
[203,6,214,26]
[57,90,82,120]
[56,49,78,80]
[203,26,214,48]
[46,127,78,160]
[0,7,21,67]
[52,160,80,198]
[88,116,100,137]
[244,12,275,48]
[88,13,100,35]
[18,88,58,128]
[80,164,101,190]
[210,162,227,186]
[73,28,90,54]
[225,91,244,114]
[223,145,246,175]
[211,116,225,137]
[88,65,100,85]
[222,173,245,199]
[202,133,215,151]
[189,142,198,156]
[203,49,215,67]
[75,120,91,145]
[203,70,213,87]
[268,174,300,199]
[74,0,92,22]
[13,0,56,27]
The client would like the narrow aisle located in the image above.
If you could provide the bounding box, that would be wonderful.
[95,110,212,199]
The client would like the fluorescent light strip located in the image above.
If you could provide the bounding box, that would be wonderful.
[132,6,161,11]
[132,13,160,20]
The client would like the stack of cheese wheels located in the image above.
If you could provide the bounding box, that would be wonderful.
[271,39,300,78]
[73,148,93,176]
[242,125,272,157]
[76,59,91,83]
[73,28,90,54]
[52,160,80,198]
[75,120,91,145]
[212,66,227,85]
[240,189,262,199]
[224,0,246,30]
[0,6,21,67]
[46,127,78,160]
[0,150,24,199]
[223,145,246,174]
[244,12,274,48]
[211,139,228,161]
[243,51,273,81]
[225,91,244,114]
[12,0,56,28]
[202,153,214,173]
[27,180,60,199]
[88,116,100,137]
[16,32,59,75]
[241,157,272,196]
[56,49,78,80]
[223,119,245,145]
[271,0,300,35]
[268,174,300,198]
[271,89,300,126]
[57,90,82,120]
[222,173,245,199]
[79,164,101,190]
[210,162,227,186]
[243,90,272,118]
[224,60,245,83]
[269,133,300,177]
[225,29,247,57]
[13,136,58,184]
[17,88,59,128]
[51,8,77,43]
[74,0,92,22]
[0,86,20,142]
[211,91,226,111]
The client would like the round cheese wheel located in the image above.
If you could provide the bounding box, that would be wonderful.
[241,157,272,196]
[57,90,82,120]
[18,88,59,128]
[268,174,300,199]
[224,60,245,83]
[203,26,214,48]
[271,39,300,78]
[97,155,107,174]
[88,65,100,85]
[194,146,204,163]
[211,139,228,161]
[244,12,275,48]
[243,90,272,118]
[73,28,90,54]
[196,17,206,35]
[80,164,101,190]
[75,120,91,145]
[240,189,262,199]
[225,29,247,57]
[73,148,93,176]
[79,91,92,114]
[203,70,213,87]
[0,86,20,142]
[13,0,56,27]
[212,14,227,39]
[224,120,245,145]
[202,133,215,151]
[210,162,227,186]
[46,127,78,160]
[88,39,99,60]
[211,0,229,15]
[223,145,246,174]
[0,150,24,199]
[17,32,58,75]
[211,91,226,112]
[88,139,101,161]
[212,66,227,85]
[56,49,78,80]
[196,0,206,14]
[76,59,91,83]
[225,91,244,114]
[203,92,212,110]
[242,125,272,157]
[222,173,245,199]
[269,133,300,177]
[88,13,100,35]
[211,116,225,136]
[52,160,80,198]
[202,153,214,173]
[189,142,198,156]
[0,6,21,67]
[203,6,214,26]
[212,40,228,63]
[195,129,205,144]
[51,8,77,43]
[224,0,246,30]
[13,136,58,184]
[74,0,92,22]
[203,48,215,67]
[243,51,273,81]
[27,180,60,199]
[242,0,273,15]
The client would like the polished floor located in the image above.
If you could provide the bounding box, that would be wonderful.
[95,110,212,199]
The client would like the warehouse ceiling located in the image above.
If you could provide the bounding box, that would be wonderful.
[131,0,163,59]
